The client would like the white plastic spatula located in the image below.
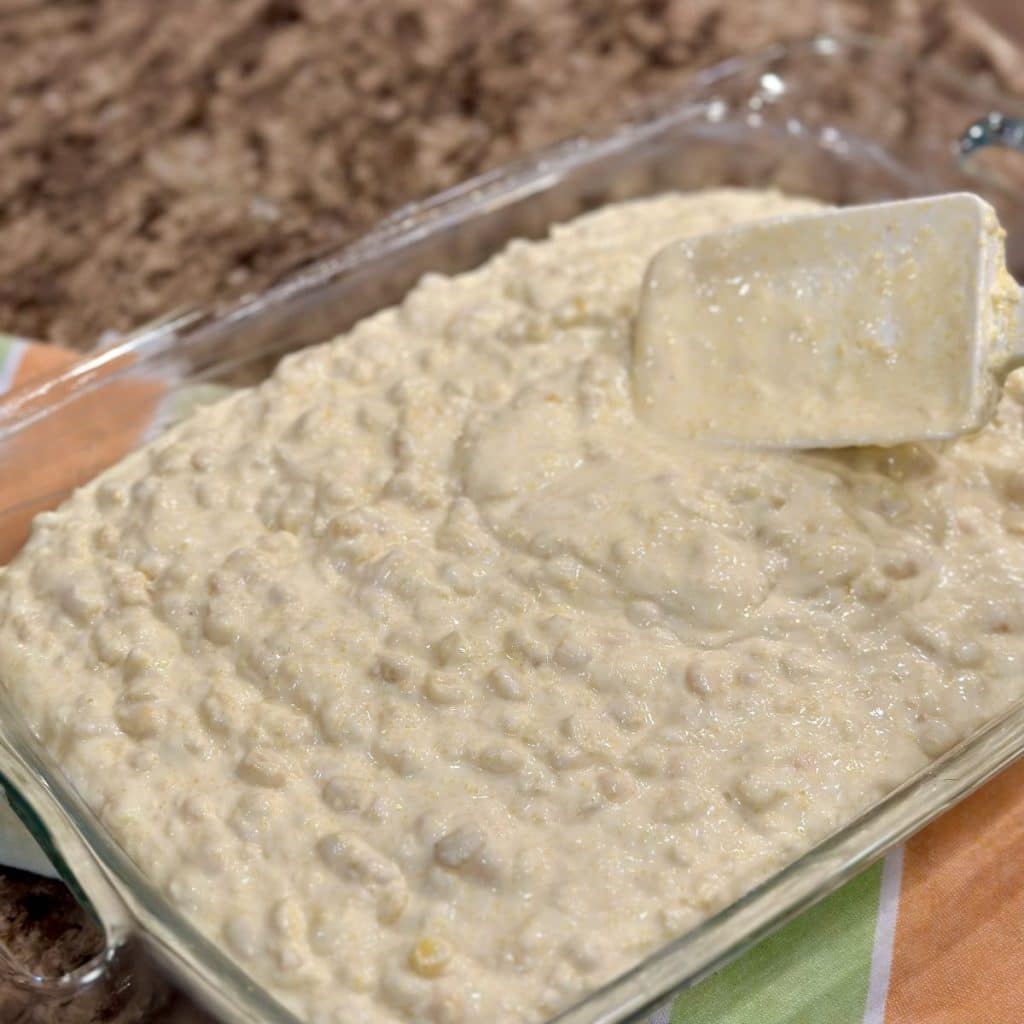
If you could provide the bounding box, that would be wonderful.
[633,193,1023,449]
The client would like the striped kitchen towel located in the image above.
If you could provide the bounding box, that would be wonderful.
[1,336,1023,1023]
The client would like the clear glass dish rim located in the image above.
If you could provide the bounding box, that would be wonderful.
[0,29,1023,1024]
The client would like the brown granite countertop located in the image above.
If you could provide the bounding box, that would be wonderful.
[0,2,1021,1021]
[2,0,1023,351]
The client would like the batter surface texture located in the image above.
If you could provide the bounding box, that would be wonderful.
[3,190,1024,1024]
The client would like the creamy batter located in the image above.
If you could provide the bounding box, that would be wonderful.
[3,189,1024,1024]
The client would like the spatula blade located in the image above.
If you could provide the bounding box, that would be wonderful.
[633,193,1021,448]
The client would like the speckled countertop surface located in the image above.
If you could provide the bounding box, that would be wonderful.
[0,2,1021,1021]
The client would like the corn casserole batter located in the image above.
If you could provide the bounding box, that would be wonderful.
[3,189,1024,1024]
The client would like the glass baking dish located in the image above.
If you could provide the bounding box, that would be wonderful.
[2,31,1024,1024]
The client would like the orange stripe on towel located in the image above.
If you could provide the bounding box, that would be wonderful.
[885,757,1024,1023]
[10,343,76,386]
[0,345,165,563]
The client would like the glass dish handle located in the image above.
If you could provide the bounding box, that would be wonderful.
[0,730,168,1021]
[959,112,1024,271]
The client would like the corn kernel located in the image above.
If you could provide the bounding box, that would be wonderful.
[409,937,452,977]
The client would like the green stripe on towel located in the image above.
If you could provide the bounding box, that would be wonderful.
[671,862,882,1024]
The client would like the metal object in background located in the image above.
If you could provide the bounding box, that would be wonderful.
[960,111,1024,155]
